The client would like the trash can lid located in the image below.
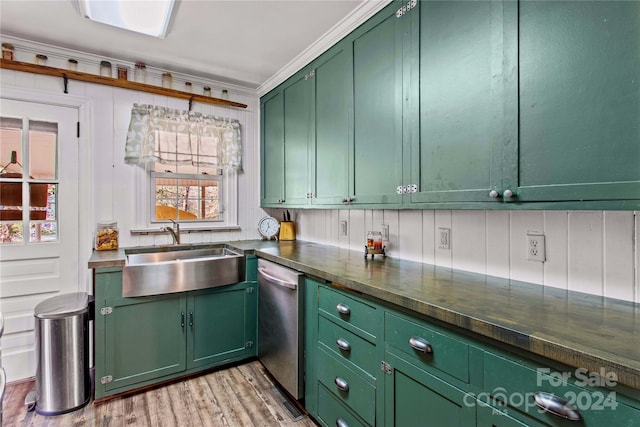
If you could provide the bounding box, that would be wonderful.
[34,292,89,319]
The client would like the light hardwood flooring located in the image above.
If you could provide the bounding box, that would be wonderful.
[2,361,317,427]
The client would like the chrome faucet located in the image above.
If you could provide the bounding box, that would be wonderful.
[162,219,180,245]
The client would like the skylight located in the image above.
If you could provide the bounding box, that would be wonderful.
[79,0,175,38]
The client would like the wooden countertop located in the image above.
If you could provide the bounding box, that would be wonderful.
[89,240,640,390]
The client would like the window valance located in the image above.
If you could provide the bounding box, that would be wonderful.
[124,104,242,172]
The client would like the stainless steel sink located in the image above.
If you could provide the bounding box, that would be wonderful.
[122,245,244,297]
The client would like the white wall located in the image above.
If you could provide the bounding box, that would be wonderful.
[288,209,639,303]
[0,49,265,381]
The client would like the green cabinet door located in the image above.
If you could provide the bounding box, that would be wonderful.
[283,69,313,206]
[349,1,405,205]
[103,293,187,392]
[187,282,257,369]
[384,351,475,427]
[261,90,285,205]
[409,0,505,204]
[505,0,640,205]
[310,40,353,206]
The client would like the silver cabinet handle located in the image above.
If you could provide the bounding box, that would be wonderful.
[336,338,351,352]
[334,376,349,392]
[189,311,194,327]
[336,418,349,427]
[533,392,582,421]
[408,336,433,353]
[336,303,351,315]
[503,189,514,198]
[489,190,500,198]
[181,312,185,328]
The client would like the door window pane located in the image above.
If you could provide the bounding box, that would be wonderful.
[0,118,59,244]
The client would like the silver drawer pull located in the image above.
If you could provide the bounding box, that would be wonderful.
[533,392,582,421]
[336,303,351,315]
[408,336,433,353]
[336,338,351,352]
[336,418,349,427]
[334,376,349,392]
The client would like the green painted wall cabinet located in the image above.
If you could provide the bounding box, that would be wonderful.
[94,260,258,399]
[261,0,640,210]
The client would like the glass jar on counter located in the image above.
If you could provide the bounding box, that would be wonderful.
[95,221,119,251]
[367,231,383,250]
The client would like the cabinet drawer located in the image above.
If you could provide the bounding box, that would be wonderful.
[319,285,378,340]
[484,352,640,426]
[318,383,369,427]
[385,312,469,383]
[317,347,376,425]
[318,316,378,379]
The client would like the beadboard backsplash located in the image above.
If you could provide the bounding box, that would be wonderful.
[282,209,639,303]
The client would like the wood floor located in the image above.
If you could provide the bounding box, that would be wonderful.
[2,361,317,427]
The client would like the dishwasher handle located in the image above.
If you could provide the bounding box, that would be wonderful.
[258,268,298,290]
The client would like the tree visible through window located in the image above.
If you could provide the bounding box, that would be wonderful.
[0,118,58,244]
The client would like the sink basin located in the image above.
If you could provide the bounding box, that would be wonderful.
[122,245,244,297]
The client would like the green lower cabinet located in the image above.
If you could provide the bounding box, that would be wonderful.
[103,293,187,392]
[317,383,369,427]
[383,351,476,426]
[476,400,544,427]
[95,266,257,399]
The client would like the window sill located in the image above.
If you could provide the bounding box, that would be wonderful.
[130,226,241,235]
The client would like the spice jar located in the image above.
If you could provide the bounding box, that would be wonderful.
[2,43,14,61]
[161,72,172,88]
[184,81,192,92]
[203,86,211,97]
[35,54,48,65]
[100,61,112,77]
[367,231,383,250]
[95,221,119,251]
[134,62,147,83]
[67,59,78,71]
[221,89,229,100]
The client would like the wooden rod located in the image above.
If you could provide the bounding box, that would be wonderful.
[0,59,248,109]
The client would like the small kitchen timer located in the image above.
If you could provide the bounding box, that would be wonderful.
[258,216,280,240]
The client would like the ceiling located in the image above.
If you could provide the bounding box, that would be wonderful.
[0,0,365,89]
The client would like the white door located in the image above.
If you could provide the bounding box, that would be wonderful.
[0,99,79,381]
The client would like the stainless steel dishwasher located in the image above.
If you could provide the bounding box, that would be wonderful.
[257,258,304,400]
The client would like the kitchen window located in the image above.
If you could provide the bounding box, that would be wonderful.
[125,104,242,227]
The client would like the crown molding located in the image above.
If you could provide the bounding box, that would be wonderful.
[256,0,392,97]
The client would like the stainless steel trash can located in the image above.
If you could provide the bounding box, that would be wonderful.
[33,292,92,415]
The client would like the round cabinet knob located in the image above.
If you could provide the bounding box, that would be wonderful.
[503,189,514,198]
[489,190,500,198]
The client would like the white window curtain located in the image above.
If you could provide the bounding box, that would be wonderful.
[124,104,242,171]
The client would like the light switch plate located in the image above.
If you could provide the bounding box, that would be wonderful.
[438,228,450,250]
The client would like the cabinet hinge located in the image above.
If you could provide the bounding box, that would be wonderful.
[246,287,254,294]
[100,375,113,384]
[100,307,113,315]
[381,361,392,375]
[245,341,254,348]
[396,0,417,18]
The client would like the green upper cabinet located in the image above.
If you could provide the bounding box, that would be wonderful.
[260,90,285,205]
[349,1,405,205]
[503,0,640,205]
[408,0,505,204]
[283,69,314,206]
[310,41,353,206]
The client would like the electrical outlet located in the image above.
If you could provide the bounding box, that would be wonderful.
[340,220,348,237]
[381,223,389,241]
[527,234,546,262]
[438,228,451,250]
